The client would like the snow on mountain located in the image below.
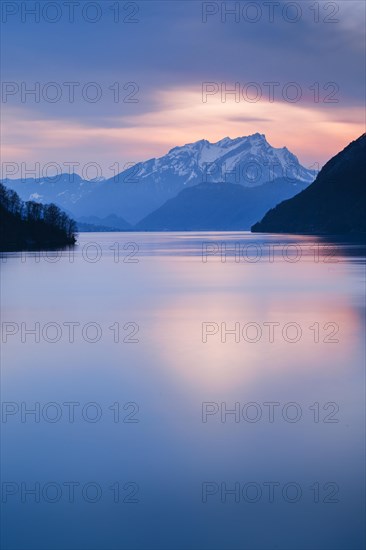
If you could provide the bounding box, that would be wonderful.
[138,133,316,187]
[1,134,317,224]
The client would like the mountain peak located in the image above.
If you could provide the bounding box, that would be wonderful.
[247,132,266,140]
[170,133,270,153]
[3,133,317,225]
[213,133,268,147]
[216,136,232,146]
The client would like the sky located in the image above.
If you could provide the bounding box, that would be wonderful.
[1,0,365,178]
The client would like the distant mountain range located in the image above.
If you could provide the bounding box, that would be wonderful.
[136,178,308,231]
[76,214,132,231]
[1,173,102,215]
[252,134,366,235]
[2,134,316,228]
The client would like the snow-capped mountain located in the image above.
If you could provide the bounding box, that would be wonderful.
[2,134,317,224]
[73,133,316,223]
[145,133,315,186]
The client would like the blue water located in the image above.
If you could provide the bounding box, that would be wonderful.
[1,232,365,550]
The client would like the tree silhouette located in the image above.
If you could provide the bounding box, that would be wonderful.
[0,183,77,251]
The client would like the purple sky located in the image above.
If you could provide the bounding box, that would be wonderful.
[1,0,365,178]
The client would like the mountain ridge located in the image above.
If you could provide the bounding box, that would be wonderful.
[251,134,366,235]
[2,133,316,224]
[136,178,309,231]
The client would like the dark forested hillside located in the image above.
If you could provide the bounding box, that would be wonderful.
[0,183,77,251]
[252,134,366,235]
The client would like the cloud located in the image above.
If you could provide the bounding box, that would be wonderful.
[2,87,364,177]
[1,0,364,173]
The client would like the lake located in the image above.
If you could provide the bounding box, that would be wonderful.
[1,232,365,550]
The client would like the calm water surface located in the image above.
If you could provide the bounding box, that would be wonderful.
[1,232,365,550]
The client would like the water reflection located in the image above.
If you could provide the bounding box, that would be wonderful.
[1,233,365,550]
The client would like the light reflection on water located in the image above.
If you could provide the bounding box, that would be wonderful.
[1,232,365,550]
